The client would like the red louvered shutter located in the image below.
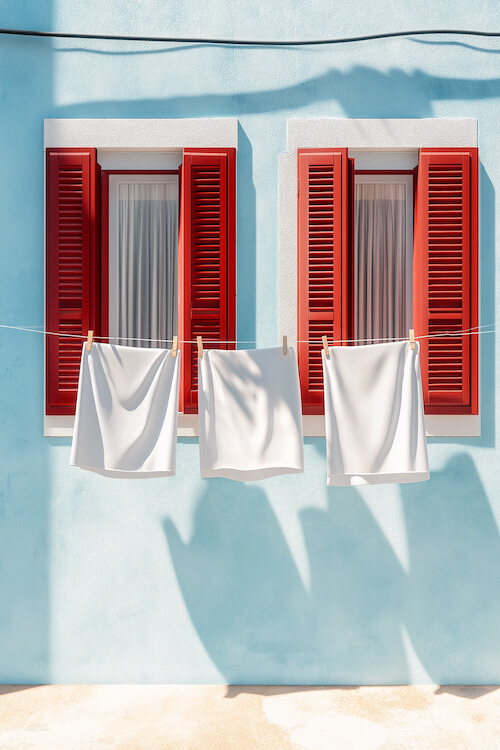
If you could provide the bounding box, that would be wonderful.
[413,148,478,414]
[179,148,236,413]
[297,149,348,414]
[46,149,101,415]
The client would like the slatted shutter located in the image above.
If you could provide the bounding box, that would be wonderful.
[179,149,236,413]
[297,149,348,414]
[413,148,478,414]
[46,149,101,415]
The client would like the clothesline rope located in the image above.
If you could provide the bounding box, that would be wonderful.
[0,322,495,345]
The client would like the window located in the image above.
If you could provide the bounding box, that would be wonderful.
[297,146,478,417]
[44,119,237,434]
[280,118,480,436]
[107,172,180,349]
[353,173,414,344]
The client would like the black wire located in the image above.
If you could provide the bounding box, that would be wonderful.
[0,27,499,46]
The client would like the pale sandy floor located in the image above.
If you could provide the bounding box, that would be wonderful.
[0,684,499,749]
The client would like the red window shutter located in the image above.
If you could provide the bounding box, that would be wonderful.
[413,148,478,414]
[297,149,349,414]
[46,149,101,415]
[179,148,236,413]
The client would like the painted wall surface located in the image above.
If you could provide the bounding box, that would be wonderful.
[0,0,499,684]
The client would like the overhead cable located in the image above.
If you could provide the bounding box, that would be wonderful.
[0,27,499,46]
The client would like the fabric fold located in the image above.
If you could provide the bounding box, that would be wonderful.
[322,341,429,486]
[70,343,180,478]
[198,347,304,481]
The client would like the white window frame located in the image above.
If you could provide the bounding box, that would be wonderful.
[278,118,480,437]
[44,118,238,437]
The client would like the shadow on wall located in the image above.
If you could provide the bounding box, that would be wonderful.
[0,685,43,697]
[0,33,53,681]
[478,166,495,448]
[164,479,408,685]
[165,453,500,686]
[429,164,496,450]
[401,453,500,683]
[409,38,500,55]
[435,685,500,699]
[52,67,500,119]
[224,684,360,699]
[165,481,319,685]
[235,124,256,348]
[53,39,500,59]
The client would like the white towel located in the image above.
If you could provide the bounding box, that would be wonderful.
[198,347,304,481]
[70,343,180,478]
[322,341,429,486]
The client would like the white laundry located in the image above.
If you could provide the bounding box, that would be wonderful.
[198,347,304,481]
[70,343,180,478]
[322,341,429,486]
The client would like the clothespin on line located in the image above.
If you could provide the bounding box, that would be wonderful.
[86,330,93,351]
[409,329,416,350]
[283,335,287,356]
[172,335,178,358]
[197,335,203,360]
[322,335,330,358]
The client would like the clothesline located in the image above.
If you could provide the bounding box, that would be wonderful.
[71,335,430,483]
[0,322,495,345]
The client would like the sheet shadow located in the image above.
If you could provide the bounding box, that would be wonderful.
[164,478,409,684]
[435,685,500,698]
[225,684,359,698]
[0,685,43,697]
[401,453,500,683]
[164,482,311,684]
[226,684,500,699]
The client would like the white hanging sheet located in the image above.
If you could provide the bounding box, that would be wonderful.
[198,347,304,481]
[322,341,429,486]
[70,343,180,478]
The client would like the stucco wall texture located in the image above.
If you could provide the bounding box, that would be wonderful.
[0,1,499,684]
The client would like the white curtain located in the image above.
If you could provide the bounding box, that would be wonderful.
[118,182,178,347]
[354,182,407,344]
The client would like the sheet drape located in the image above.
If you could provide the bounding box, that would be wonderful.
[118,182,178,347]
[70,343,180,477]
[322,341,429,486]
[198,347,304,481]
[354,182,407,343]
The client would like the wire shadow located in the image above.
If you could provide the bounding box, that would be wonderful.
[410,38,500,54]
[54,43,303,56]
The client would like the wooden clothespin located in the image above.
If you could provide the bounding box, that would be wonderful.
[322,335,330,358]
[409,329,416,350]
[86,330,94,352]
[197,335,203,360]
[282,335,287,356]
[172,335,178,358]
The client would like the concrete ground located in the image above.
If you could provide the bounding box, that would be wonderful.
[0,685,499,749]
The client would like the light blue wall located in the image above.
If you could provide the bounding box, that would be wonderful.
[0,0,499,684]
